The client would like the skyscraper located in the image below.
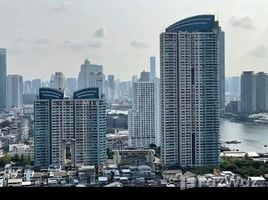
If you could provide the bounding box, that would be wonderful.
[241,71,257,114]
[23,80,32,94]
[50,72,65,92]
[256,72,268,112]
[160,15,222,168]
[34,87,106,169]
[150,57,156,81]
[0,48,6,111]
[107,75,115,100]
[65,78,77,96]
[139,71,150,81]
[6,75,23,110]
[32,79,41,95]
[78,59,104,95]
[128,78,160,148]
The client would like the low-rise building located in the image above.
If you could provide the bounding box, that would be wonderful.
[8,178,23,187]
[8,144,34,159]
[163,170,182,182]
[78,166,96,185]
[113,149,155,167]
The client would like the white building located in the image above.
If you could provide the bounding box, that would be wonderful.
[50,72,65,92]
[8,144,34,159]
[6,75,23,110]
[128,78,160,148]
[160,15,223,168]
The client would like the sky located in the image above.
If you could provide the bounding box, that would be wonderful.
[1,0,268,81]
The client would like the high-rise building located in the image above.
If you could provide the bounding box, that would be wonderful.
[65,78,77,96]
[32,79,41,95]
[128,77,160,148]
[219,30,225,116]
[23,80,32,94]
[50,72,65,92]
[34,87,106,169]
[107,75,115,100]
[78,59,104,94]
[229,76,241,98]
[0,48,6,111]
[6,75,23,110]
[139,71,150,82]
[241,71,257,114]
[255,72,268,112]
[150,57,156,81]
[160,15,222,168]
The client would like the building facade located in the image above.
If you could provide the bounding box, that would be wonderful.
[160,15,222,168]
[6,75,23,110]
[0,48,6,111]
[128,76,160,148]
[78,59,104,95]
[241,71,257,114]
[150,57,156,81]
[34,87,106,169]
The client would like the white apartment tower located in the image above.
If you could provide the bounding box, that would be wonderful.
[128,76,160,148]
[160,15,222,168]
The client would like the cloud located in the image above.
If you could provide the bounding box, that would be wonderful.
[249,45,268,58]
[229,15,255,30]
[50,1,71,13]
[89,40,103,48]
[94,28,107,38]
[59,39,103,50]
[130,40,148,48]
[59,40,85,50]
[36,38,50,44]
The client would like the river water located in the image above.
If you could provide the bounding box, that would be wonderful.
[108,109,268,153]
[220,119,268,153]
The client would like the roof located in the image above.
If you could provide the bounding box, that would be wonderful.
[8,178,23,184]
[247,152,260,157]
[22,181,32,186]
[98,177,108,182]
[121,169,131,173]
[79,166,95,170]
[182,171,196,177]
[221,151,246,157]
[166,15,217,33]
[138,165,151,170]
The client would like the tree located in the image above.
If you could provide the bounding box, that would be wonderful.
[0,120,11,128]
[149,143,157,150]
[0,154,12,167]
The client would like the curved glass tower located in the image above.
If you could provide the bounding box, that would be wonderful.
[160,15,224,168]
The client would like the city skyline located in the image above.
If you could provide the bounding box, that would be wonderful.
[1,0,268,81]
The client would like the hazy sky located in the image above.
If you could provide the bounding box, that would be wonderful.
[1,0,268,81]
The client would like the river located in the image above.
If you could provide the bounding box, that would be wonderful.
[220,119,268,153]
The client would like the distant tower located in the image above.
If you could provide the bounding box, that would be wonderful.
[150,57,156,81]
[0,48,6,111]
[78,59,104,97]
[6,75,23,110]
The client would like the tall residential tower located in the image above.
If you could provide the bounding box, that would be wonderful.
[160,15,222,168]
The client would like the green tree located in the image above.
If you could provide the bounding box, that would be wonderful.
[0,154,12,167]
